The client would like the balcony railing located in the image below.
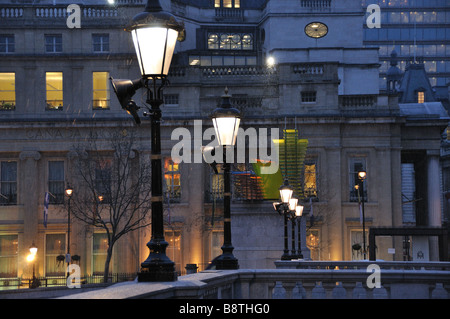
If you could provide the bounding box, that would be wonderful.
[300,0,332,11]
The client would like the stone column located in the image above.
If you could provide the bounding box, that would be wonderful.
[427,150,442,260]
[19,150,41,277]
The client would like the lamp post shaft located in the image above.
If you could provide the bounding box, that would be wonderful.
[281,211,290,260]
[138,83,177,282]
[297,216,303,259]
[215,147,239,270]
[361,181,366,260]
[291,218,296,259]
[67,197,71,278]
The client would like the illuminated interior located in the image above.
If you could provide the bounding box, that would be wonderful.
[92,72,110,109]
[46,72,63,110]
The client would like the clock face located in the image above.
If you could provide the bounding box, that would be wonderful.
[305,22,328,39]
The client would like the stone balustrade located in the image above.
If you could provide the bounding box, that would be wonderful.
[52,261,450,299]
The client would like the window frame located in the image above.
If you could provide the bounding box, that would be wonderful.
[301,91,317,103]
[45,34,62,53]
[92,71,110,109]
[45,72,64,110]
[164,157,181,202]
[0,161,17,206]
[0,234,19,277]
[92,33,110,53]
[349,157,367,202]
[48,160,65,205]
[0,72,16,111]
[0,34,15,53]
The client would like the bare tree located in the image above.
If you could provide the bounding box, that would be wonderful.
[69,128,152,283]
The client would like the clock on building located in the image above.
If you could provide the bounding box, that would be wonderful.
[304,22,328,38]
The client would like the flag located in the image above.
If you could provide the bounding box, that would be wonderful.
[43,192,49,228]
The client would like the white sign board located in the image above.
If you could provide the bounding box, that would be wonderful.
[412,236,429,261]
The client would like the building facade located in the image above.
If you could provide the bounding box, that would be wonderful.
[0,0,447,282]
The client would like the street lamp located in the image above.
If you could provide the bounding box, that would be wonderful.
[279,179,294,204]
[111,0,185,282]
[273,180,295,260]
[357,170,367,259]
[65,183,73,278]
[295,205,304,259]
[27,242,39,288]
[210,88,240,270]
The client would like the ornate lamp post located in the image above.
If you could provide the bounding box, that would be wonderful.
[210,88,240,270]
[357,170,367,259]
[273,180,294,260]
[111,0,185,281]
[65,183,73,278]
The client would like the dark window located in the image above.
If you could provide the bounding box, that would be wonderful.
[0,161,17,205]
[92,34,109,53]
[301,91,317,103]
[45,34,62,53]
[0,35,14,53]
[48,161,65,204]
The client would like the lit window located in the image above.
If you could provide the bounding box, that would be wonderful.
[418,91,425,103]
[45,234,66,276]
[92,34,109,53]
[45,34,62,53]
[92,72,110,109]
[0,235,18,277]
[304,161,318,198]
[46,72,63,110]
[92,233,109,275]
[215,0,240,8]
[208,32,253,50]
[0,73,15,110]
[0,35,15,53]
[165,230,181,274]
[164,158,181,201]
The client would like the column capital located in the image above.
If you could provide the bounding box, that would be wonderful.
[427,150,440,157]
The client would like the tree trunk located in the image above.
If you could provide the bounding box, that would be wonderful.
[103,245,114,284]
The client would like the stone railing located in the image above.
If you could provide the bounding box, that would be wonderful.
[201,66,276,78]
[215,8,244,20]
[55,261,450,299]
[300,0,332,10]
[292,63,324,75]
[0,7,23,18]
[339,95,377,108]
[34,7,119,18]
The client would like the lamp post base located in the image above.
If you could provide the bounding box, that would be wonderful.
[215,253,239,270]
[281,251,291,260]
[138,265,177,282]
[138,240,177,282]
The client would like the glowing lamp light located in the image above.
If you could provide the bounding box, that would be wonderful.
[289,198,298,212]
[279,180,293,204]
[126,0,185,79]
[295,205,304,217]
[358,170,367,180]
[211,88,241,147]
